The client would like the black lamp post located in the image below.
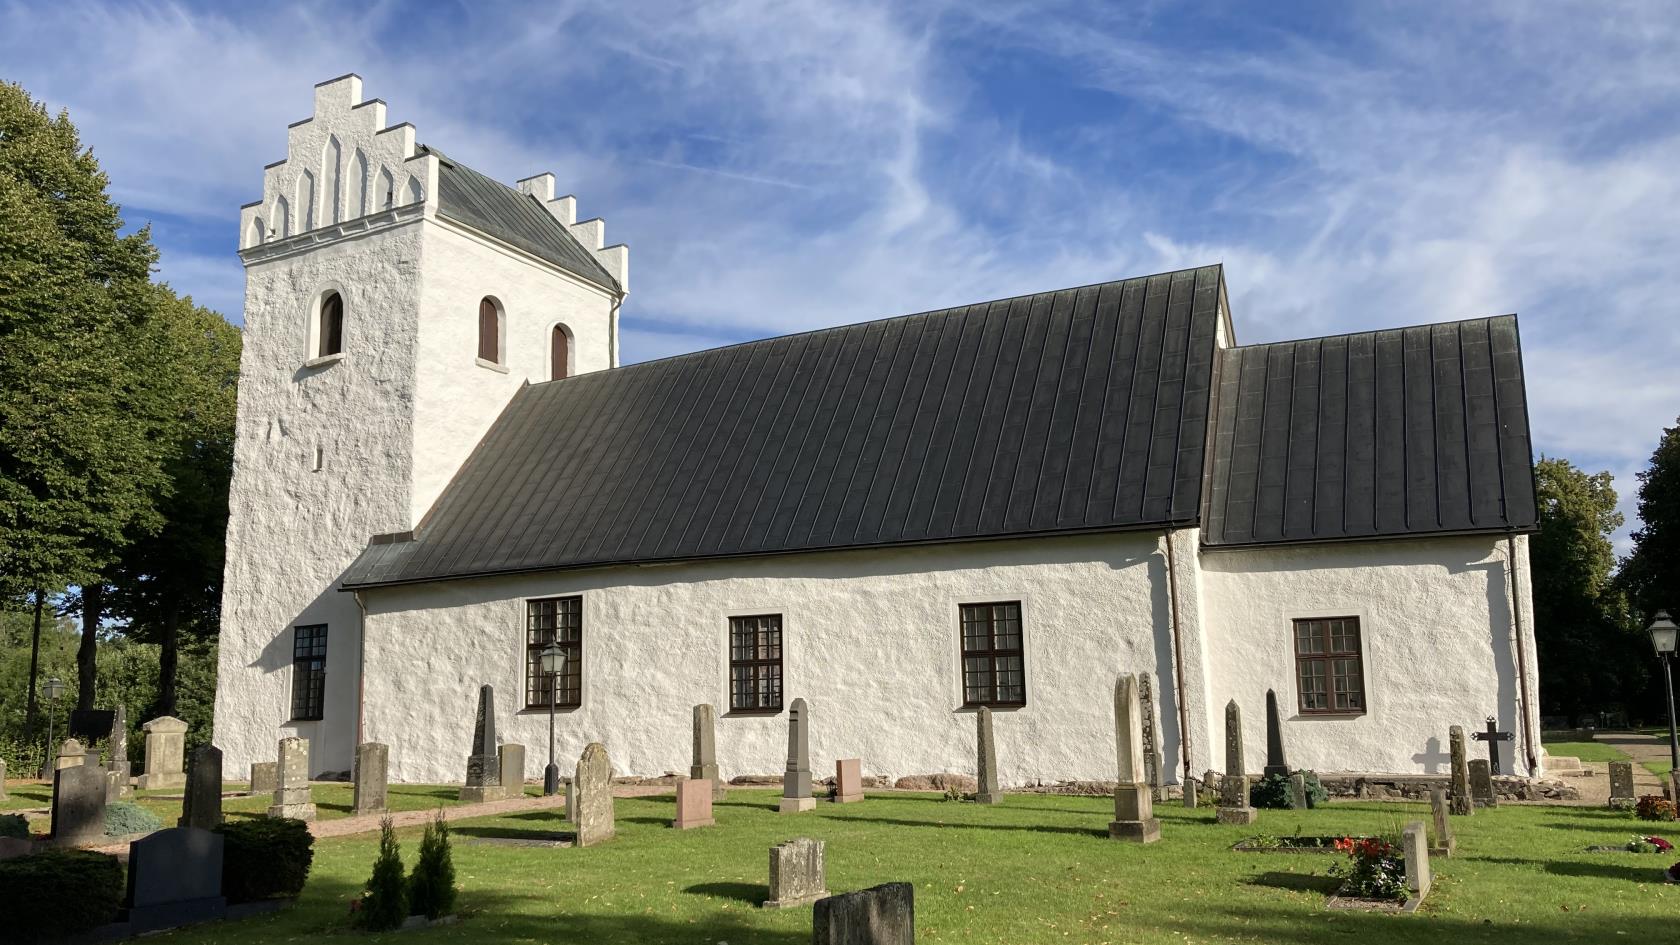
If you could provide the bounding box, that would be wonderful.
[41,676,65,778]
[540,643,567,796]
[1649,610,1680,775]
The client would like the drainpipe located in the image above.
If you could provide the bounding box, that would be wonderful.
[1164,529,1194,780]
[1505,535,1539,774]
[353,588,368,749]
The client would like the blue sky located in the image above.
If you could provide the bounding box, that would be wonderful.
[3,0,1676,547]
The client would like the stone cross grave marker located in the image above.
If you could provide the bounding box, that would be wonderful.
[673,777,715,829]
[975,706,1003,804]
[179,744,223,830]
[1109,673,1161,842]
[136,716,188,789]
[498,743,526,799]
[834,758,864,803]
[1402,821,1431,900]
[1607,761,1636,809]
[107,704,132,801]
[1216,699,1257,825]
[460,684,501,803]
[249,762,277,796]
[1429,788,1455,856]
[1287,772,1308,810]
[125,826,226,934]
[57,737,88,770]
[813,882,915,945]
[1448,726,1474,816]
[353,742,389,815]
[763,837,828,909]
[691,703,726,800]
[1471,716,1514,775]
[1468,759,1498,808]
[51,762,108,844]
[1263,689,1289,778]
[781,697,815,813]
[1138,671,1164,800]
[574,742,615,846]
[268,737,317,821]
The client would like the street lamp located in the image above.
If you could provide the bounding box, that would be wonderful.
[1650,610,1680,775]
[540,643,568,796]
[41,676,65,777]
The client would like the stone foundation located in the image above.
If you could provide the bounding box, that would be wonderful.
[1314,772,1579,802]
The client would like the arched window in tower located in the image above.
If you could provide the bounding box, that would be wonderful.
[318,291,344,358]
[477,297,503,364]
[551,324,572,381]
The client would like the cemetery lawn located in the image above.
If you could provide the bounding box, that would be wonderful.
[0,781,536,828]
[142,789,1674,945]
[1539,740,1630,764]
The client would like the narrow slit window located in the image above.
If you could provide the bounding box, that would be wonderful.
[318,292,344,357]
[478,298,502,364]
[1293,617,1366,715]
[960,601,1025,708]
[551,325,570,380]
[729,614,783,712]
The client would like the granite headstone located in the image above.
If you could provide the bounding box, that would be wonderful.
[1109,673,1160,842]
[574,742,615,846]
[268,737,316,820]
[691,703,726,800]
[975,706,1002,805]
[179,744,223,829]
[459,684,501,803]
[781,697,815,813]
[763,837,828,908]
[353,742,389,815]
[51,762,107,844]
[1448,726,1474,816]
[812,882,914,945]
[136,716,188,789]
[1215,699,1257,825]
[125,826,226,934]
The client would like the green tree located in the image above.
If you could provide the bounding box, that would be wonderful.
[1623,421,1680,619]
[1530,456,1640,718]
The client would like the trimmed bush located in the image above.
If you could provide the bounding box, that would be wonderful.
[1250,770,1330,810]
[104,800,162,837]
[0,813,29,839]
[408,809,457,919]
[0,848,123,943]
[216,817,315,902]
[355,817,408,931]
[1636,795,1677,821]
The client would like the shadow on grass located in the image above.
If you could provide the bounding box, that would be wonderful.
[1471,855,1663,882]
[832,814,1108,839]
[683,881,764,904]
[1168,900,1673,945]
[452,825,573,843]
[1245,870,1340,894]
[1540,820,1650,833]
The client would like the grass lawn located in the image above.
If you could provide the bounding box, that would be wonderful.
[1643,759,1673,779]
[1541,740,1630,764]
[123,788,1679,945]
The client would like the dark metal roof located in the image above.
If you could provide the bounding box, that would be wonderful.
[1201,315,1536,547]
[341,265,1226,588]
[425,147,618,292]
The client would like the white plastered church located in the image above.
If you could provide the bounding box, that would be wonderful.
[214,75,1545,786]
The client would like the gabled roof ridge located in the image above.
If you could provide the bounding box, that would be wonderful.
[1228,312,1518,350]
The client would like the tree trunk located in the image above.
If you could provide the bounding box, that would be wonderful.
[24,587,44,741]
[157,593,181,717]
[77,581,102,711]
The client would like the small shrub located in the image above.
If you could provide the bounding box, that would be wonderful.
[1328,835,1407,901]
[1249,770,1329,810]
[1636,795,1677,822]
[355,816,408,931]
[216,817,315,902]
[1299,770,1330,807]
[1246,833,1283,851]
[0,848,123,942]
[942,785,966,802]
[104,800,162,837]
[0,813,29,839]
[408,808,457,919]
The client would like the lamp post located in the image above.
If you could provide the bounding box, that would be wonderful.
[41,676,65,778]
[1649,610,1680,775]
[540,643,568,796]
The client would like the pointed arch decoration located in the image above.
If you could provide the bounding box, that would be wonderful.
[273,195,291,238]
[404,175,423,205]
[322,136,343,224]
[378,166,396,210]
[297,169,317,232]
[349,148,369,218]
[247,214,266,247]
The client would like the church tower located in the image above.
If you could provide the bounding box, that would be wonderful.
[214,74,627,775]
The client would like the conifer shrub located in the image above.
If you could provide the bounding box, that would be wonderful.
[104,800,162,836]
[407,808,458,919]
[0,813,28,839]
[0,848,123,942]
[216,817,314,902]
[1249,770,1329,809]
[354,816,408,931]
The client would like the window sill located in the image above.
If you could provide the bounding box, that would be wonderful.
[958,703,1027,713]
[475,357,510,374]
[518,705,581,715]
[1292,712,1368,721]
[286,718,323,724]
[302,352,345,370]
[724,707,784,718]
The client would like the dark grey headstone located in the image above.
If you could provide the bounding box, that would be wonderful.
[249,762,277,795]
[460,684,501,803]
[1608,761,1636,804]
[354,742,389,815]
[179,744,223,829]
[1448,726,1474,816]
[813,882,914,945]
[125,826,226,934]
[51,763,108,844]
[1138,672,1164,798]
[1468,758,1498,808]
[1263,689,1289,778]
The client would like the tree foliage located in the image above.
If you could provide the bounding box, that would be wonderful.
[1623,420,1680,619]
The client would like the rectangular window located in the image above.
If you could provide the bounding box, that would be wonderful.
[526,596,582,709]
[1293,616,1366,714]
[960,601,1025,707]
[290,624,328,721]
[730,614,784,712]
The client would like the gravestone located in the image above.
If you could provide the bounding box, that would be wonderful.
[673,777,715,829]
[1607,761,1636,808]
[1402,821,1430,900]
[268,737,316,820]
[498,743,526,799]
[573,742,614,846]
[763,837,828,908]
[781,697,815,813]
[51,762,108,844]
[107,704,132,801]
[179,744,223,830]
[1287,772,1307,810]
[1429,788,1455,856]
[249,762,277,795]
[691,703,726,800]
[1109,673,1160,842]
[1216,699,1257,825]
[56,737,89,770]
[812,882,914,945]
[460,684,501,803]
[565,776,577,823]
[1671,770,1680,806]
[1262,689,1289,778]
[1138,672,1165,800]
[1468,759,1498,808]
[125,827,226,934]
[353,742,389,815]
[1471,716,1514,775]
[974,706,1002,804]
[136,716,188,789]
[1448,726,1474,816]
[1182,776,1199,809]
[834,758,864,803]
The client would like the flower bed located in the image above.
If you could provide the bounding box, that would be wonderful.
[1324,836,1415,911]
[1232,835,1366,853]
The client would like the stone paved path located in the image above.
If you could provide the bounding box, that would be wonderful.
[1595,732,1674,795]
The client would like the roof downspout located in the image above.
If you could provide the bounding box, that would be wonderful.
[1164,528,1194,781]
[609,291,624,368]
[1506,534,1539,774]
[353,588,368,750]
